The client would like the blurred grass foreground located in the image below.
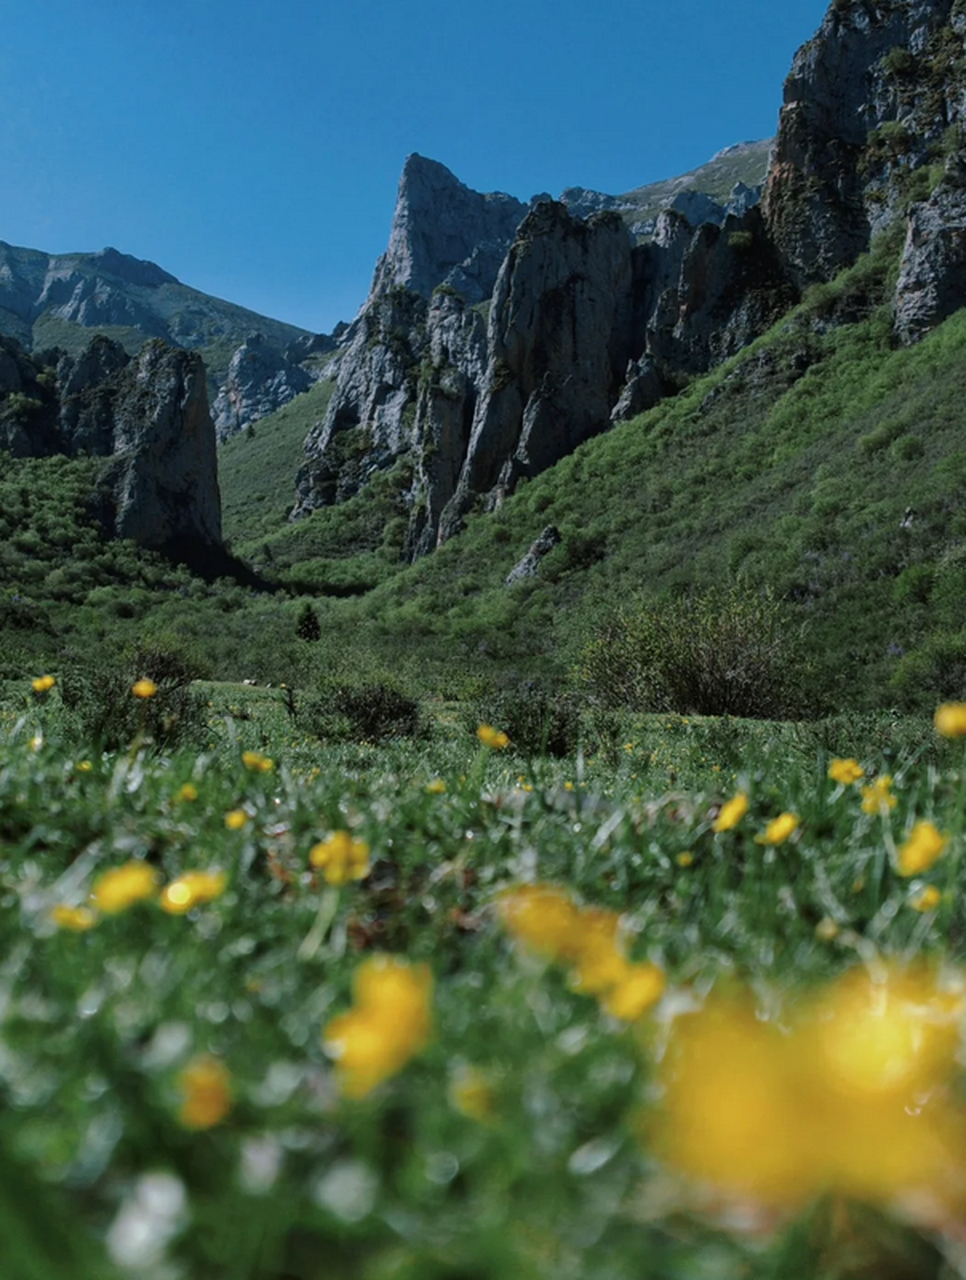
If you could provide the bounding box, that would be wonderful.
[6,677,966,1277]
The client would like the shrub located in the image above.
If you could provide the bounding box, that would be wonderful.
[295,601,322,642]
[301,681,423,743]
[59,642,209,751]
[576,585,818,720]
[471,679,583,758]
[889,630,966,710]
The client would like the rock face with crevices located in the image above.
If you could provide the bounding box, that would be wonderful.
[0,332,222,554]
[294,0,966,560]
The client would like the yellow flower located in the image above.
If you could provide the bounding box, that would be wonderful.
[29,734,42,752]
[224,808,249,830]
[132,678,158,699]
[309,831,370,885]
[160,870,228,914]
[911,885,942,912]
[177,782,199,802]
[600,963,666,1021]
[829,757,864,785]
[935,702,966,738]
[898,821,948,876]
[815,916,840,941]
[76,760,93,773]
[426,778,446,794]
[177,1055,233,1129]
[449,1065,495,1122]
[323,955,433,1097]
[757,812,799,846]
[497,883,581,962]
[676,851,694,867]
[31,674,55,693]
[860,775,897,815]
[654,970,966,1211]
[712,791,748,833]
[477,724,509,750]
[241,750,274,773]
[91,861,159,914]
[51,904,97,932]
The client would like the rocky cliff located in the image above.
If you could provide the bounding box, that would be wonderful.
[295,0,966,557]
[0,332,222,554]
[294,155,791,549]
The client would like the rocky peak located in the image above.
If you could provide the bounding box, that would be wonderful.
[370,154,529,303]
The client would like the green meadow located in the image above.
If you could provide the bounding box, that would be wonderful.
[7,225,966,1277]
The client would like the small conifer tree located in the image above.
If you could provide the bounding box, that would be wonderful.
[295,601,321,642]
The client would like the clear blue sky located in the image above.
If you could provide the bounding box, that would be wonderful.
[1,0,829,335]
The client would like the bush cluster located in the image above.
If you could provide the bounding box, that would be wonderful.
[300,681,424,743]
[472,679,583,757]
[58,642,209,751]
[577,585,819,720]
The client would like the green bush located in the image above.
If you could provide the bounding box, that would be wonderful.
[472,679,583,757]
[577,585,819,720]
[58,642,209,751]
[301,681,424,743]
[889,630,966,710]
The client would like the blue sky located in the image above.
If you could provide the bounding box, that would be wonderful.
[1,0,829,334]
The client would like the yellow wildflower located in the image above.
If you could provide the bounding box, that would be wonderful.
[241,750,274,773]
[828,757,864,785]
[177,782,199,802]
[676,851,694,867]
[449,1065,495,1122]
[31,674,55,693]
[177,1055,233,1129]
[898,821,948,877]
[323,955,433,1098]
[815,916,840,941]
[497,883,581,962]
[600,963,666,1021]
[160,870,228,914]
[426,778,446,794]
[654,970,966,1211]
[132,678,158,699]
[51,904,97,932]
[309,831,370,885]
[29,734,42,752]
[860,775,897,815]
[91,861,158,914]
[911,885,942,912]
[935,702,966,738]
[76,760,93,773]
[757,812,799,846]
[712,791,748,833]
[477,724,509,750]
[224,808,249,830]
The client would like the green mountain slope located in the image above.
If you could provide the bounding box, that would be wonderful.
[282,225,966,711]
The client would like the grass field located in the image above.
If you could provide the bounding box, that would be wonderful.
[4,672,966,1279]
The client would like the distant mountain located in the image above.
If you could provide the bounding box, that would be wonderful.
[0,241,314,400]
[558,139,773,234]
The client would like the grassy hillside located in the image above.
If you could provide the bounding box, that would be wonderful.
[255,222,966,710]
[4,221,966,713]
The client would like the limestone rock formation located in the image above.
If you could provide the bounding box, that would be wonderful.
[762,0,960,284]
[0,332,222,553]
[371,154,529,304]
[504,525,562,585]
[439,202,635,537]
[894,178,966,342]
[212,333,313,441]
